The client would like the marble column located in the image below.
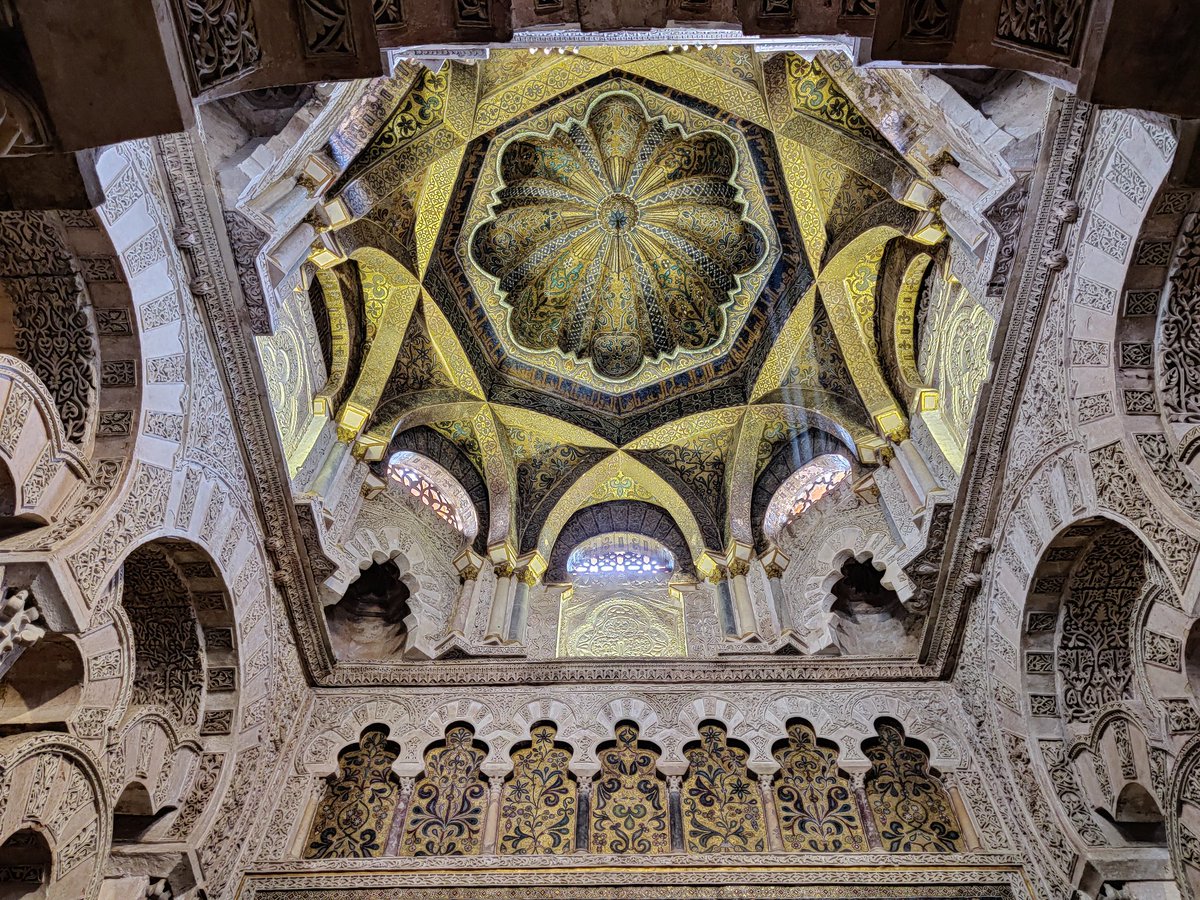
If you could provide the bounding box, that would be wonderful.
[484,562,514,644]
[482,774,505,853]
[764,562,790,635]
[447,565,479,638]
[507,566,538,643]
[850,770,882,851]
[757,774,783,851]
[727,558,758,640]
[383,776,416,855]
[711,568,737,639]
[574,774,592,852]
[666,775,685,851]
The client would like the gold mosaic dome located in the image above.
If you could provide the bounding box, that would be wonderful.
[470,91,767,380]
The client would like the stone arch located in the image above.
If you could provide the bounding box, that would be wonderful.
[371,425,490,556]
[0,195,147,573]
[0,825,52,898]
[842,692,965,771]
[300,697,417,777]
[0,358,93,537]
[118,539,241,742]
[0,734,109,900]
[0,211,99,450]
[323,558,414,662]
[786,525,917,657]
[676,697,752,745]
[751,427,852,552]
[545,500,696,582]
[106,711,199,846]
[1167,734,1200,898]
[325,545,451,661]
[419,699,497,759]
[1014,516,1179,886]
[877,243,936,409]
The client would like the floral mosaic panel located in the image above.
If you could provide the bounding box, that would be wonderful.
[402,725,489,856]
[772,720,867,852]
[590,721,670,854]
[864,722,962,853]
[681,722,767,852]
[499,723,577,854]
[306,728,401,859]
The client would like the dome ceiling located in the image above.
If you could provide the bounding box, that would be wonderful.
[299,46,948,564]
[468,88,773,383]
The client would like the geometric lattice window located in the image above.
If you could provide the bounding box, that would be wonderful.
[567,532,675,579]
[559,534,685,659]
[763,453,851,539]
[387,450,478,539]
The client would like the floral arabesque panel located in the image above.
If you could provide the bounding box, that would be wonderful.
[402,724,489,856]
[499,723,577,854]
[590,721,670,854]
[864,721,962,853]
[306,727,401,859]
[772,720,867,852]
[681,722,767,852]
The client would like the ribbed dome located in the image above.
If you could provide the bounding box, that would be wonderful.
[471,92,766,380]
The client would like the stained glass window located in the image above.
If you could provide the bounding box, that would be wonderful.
[763,454,851,539]
[386,451,478,538]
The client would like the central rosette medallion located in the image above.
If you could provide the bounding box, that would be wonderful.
[470,92,767,381]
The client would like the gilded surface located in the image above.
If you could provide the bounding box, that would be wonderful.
[681,722,768,852]
[455,74,781,399]
[471,91,766,381]
[499,723,578,854]
[864,723,962,853]
[306,729,401,859]
[402,725,489,856]
[558,584,687,657]
[772,720,867,852]
[307,45,953,597]
[590,722,671,854]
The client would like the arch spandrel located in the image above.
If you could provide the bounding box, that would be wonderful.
[532,451,709,567]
